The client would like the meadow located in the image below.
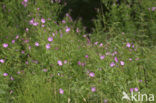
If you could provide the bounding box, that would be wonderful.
[0,0,156,103]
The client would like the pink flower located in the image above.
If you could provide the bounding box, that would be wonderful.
[12,40,15,44]
[3,73,8,77]
[16,35,19,39]
[94,42,98,45]
[41,18,45,23]
[89,72,95,77]
[110,62,115,67]
[35,42,39,46]
[42,69,48,72]
[134,88,139,92]
[62,20,66,24]
[58,60,63,66]
[114,57,118,62]
[3,43,8,48]
[85,55,89,58]
[100,55,105,60]
[126,43,131,48]
[120,61,124,66]
[99,43,103,47]
[59,88,64,94]
[66,27,70,32]
[26,28,29,32]
[64,60,67,64]
[129,58,132,61]
[0,59,5,63]
[48,37,53,42]
[91,87,96,92]
[33,22,39,26]
[29,19,34,25]
[46,44,51,49]
[24,0,28,3]
[130,88,133,92]
[10,76,14,80]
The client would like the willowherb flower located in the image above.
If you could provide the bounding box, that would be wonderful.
[99,43,103,47]
[59,88,64,94]
[3,43,8,48]
[110,62,115,67]
[129,58,132,61]
[91,87,96,92]
[48,37,53,42]
[42,69,48,72]
[33,22,39,26]
[100,55,105,60]
[0,59,5,63]
[58,60,63,66]
[12,40,15,44]
[120,61,124,66]
[134,87,139,92]
[24,0,28,3]
[35,42,39,46]
[89,72,95,77]
[3,73,8,77]
[130,88,133,92]
[46,44,51,49]
[41,18,45,23]
[26,28,29,32]
[65,27,70,32]
[10,76,14,80]
[126,43,131,48]
[114,57,118,62]
[94,42,98,45]
[85,55,89,58]
[64,60,67,64]
[29,19,34,25]
[104,99,108,103]
[62,20,66,24]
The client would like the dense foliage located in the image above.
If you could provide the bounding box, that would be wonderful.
[0,0,156,103]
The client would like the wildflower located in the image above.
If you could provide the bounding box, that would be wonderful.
[24,0,28,3]
[89,72,95,77]
[99,43,103,47]
[10,76,14,80]
[126,43,131,48]
[114,57,118,62]
[48,37,53,42]
[62,20,66,24]
[0,59,5,63]
[29,19,34,25]
[85,55,89,58]
[26,28,29,32]
[110,62,115,67]
[152,7,156,11]
[64,60,67,64]
[3,73,8,77]
[120,61,124,66]
[76,28,79,32]
[66,27,70,32]
[46,44,51,49]
[139,80,142,82]
[129,58,132,61]
[104,99,108,103]
[94,42,98,45]
[42,69,48,72]
[10,90,13,94]
[3,43,8,48]
[134,88,139,92]
[33,22,39,26]
[100,55,105,60]
[58,60,63,66]
[41,25,45,27]
[130,88,133,92]
[91,87,96,92]
[41,18,45,23]
[12,40,15,44]
[78,61,81,66]
[59,88,64,94]
[16,35,19,39]
[35,42,39,46]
